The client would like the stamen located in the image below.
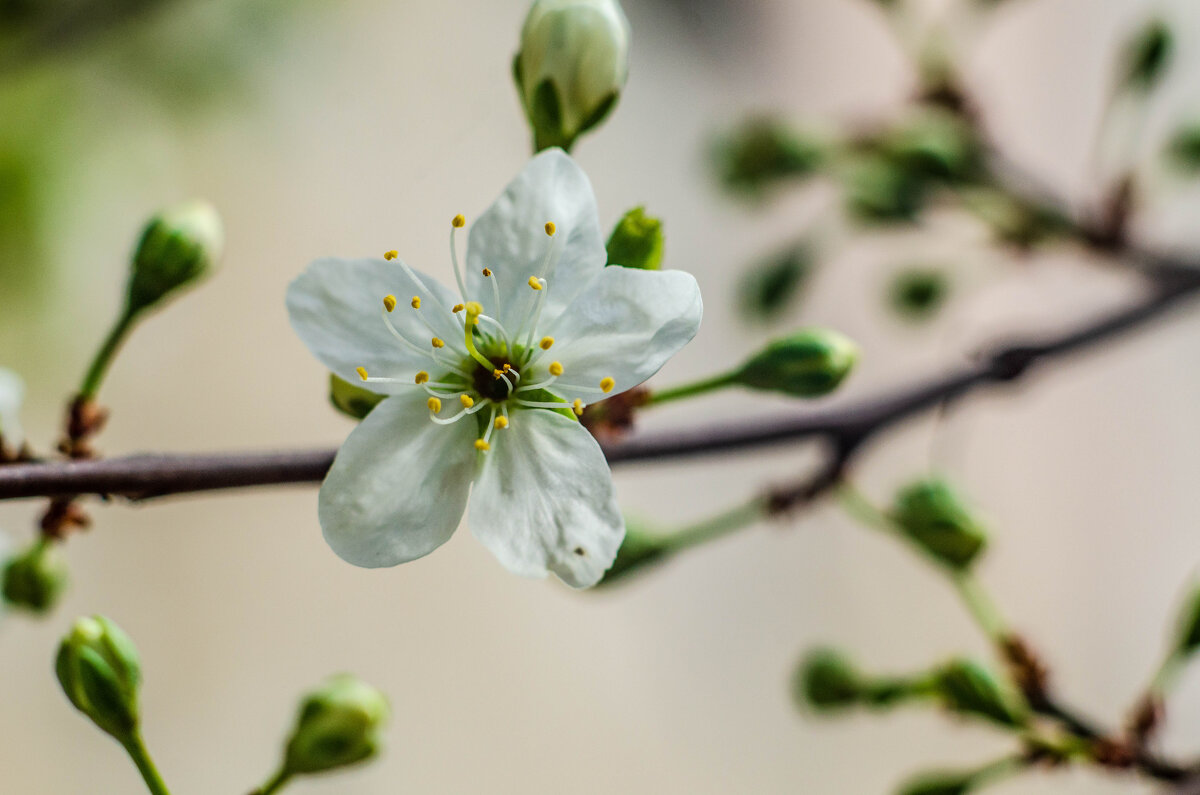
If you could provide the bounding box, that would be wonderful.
[600,377,615,393]
[411,296,421,309]
[476,404,499,452]
[428,399,488,425]
[545,222,556,236]
[432,337,445,349]
[452,303,464,313]
[383,295,397,312]
[415,371,429,384]
[573,399,585,416]
[528,276,543,291]
[384,250,398,260]
[475,439,491,451]
[482,268,492,277]
[549,361,563,377]
[427,397,442,413]
[449,215,469,301]
[540,337,554,350]
[460,394,475,408]
[494,415,508,429]
[475,313,511,352]
[356,367,368,381]
[379,308,471,378]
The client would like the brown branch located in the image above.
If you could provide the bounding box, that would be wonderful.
[1,257,1198,503]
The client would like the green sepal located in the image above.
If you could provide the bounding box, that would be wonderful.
[606,206,664,270]
[329,374,384,420]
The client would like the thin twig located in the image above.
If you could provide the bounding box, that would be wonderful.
[1,259,1198,503]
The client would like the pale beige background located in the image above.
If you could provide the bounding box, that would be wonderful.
[4,0,1200,792]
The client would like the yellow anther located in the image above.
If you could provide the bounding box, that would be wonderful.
[383,294,397,312]
[384,250,398,260]
[528,277,543,291]
[460,394,475,408]
[410,296,421,309]
[600,377,615,393]
[452,214,466,228]
[494,416,509,429]
[431,337,445,349]
[502,363,512,372]
[544,222,556,236]
[415,371,429,385]
[427,397,442,413]
[549,361,563,377]
[482,267,493,277]
[452,303,465,313]
[493,369,504,379]
[539,336,554,350]
[356,366,368,381]
[474,439,491,451]
[572,399,585,416]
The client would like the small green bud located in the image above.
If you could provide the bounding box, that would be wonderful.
[896,771,975,795]
[934,659,1027,728]
[735,329,858,398]
[127,200,223,314]
[1166,124,1200,173]
[55,615,142,740]
[329,374,384,420]
[845,153,928,223]
[606,206,663,270]
[891,480,987,570]
[738,241,813,322]
[283,674,389,776]
[1170,585,1200,658]
[1121,19,1172,92]
[794,648,863,711]
[890,269,950,320]
[514,0,629,152]
[2,540,67,614]
[881,109,982,184]
[713,118,824,197]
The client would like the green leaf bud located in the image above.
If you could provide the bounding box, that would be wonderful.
[515,0,629,152]
[127,200,223,314]
[890,480,987,570]
[890,268,950,320]
[2,540,67,614]
[329,374,384,421]
[845,153,928,223]
[1121,19,1172,93]
[738,241,813,322]
[283,674,390,776]
[55,615,142,741]
[713,117,824,197]
[881,109,982,184]
[933,659,1027,728]
[794,648,863,711]
[1166,124,1200,173]
[896,771,976,795]
[606,206,663,270]
[734,329,858,398]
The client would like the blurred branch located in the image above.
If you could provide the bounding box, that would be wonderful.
[1,255,1198,503]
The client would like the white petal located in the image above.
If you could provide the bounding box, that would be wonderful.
[319,392,477,567]
[0,367,24,446]
[540,267,702,401]
[287,257,465,393]
[465,150,606,332]
[469,409,623,588]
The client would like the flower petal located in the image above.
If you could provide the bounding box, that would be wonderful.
[465,149,606,332]
[469,408,623,588]
[540,266,702,401]
[287,257,465,393]
[319,392,477,567]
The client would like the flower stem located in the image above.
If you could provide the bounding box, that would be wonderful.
[659,496,770,553]
[120,732,172,795]
[80,308,138,399]
[644,370,739,406]
[251,768,294,795]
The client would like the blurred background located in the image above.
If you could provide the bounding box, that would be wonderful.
[4,0,1200,792]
